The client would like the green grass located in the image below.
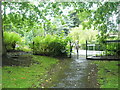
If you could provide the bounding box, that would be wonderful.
[93,61,119,88]
[2,55,58,88]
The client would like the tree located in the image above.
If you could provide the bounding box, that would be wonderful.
[90,2,120,42]
[69,25,98,44]
[0,1,6,56]
[0,1,2,56]
[2,1,119,43]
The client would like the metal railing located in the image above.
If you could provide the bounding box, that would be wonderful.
[86,40,120,60]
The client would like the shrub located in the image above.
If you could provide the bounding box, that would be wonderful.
[30,34,71,56]
[105,43,120,56]
[4,31,21,51]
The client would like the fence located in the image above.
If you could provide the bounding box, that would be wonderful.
[86,40,120,60]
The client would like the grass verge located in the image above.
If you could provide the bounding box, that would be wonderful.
[2,55,58,88]
[92,61,119,88]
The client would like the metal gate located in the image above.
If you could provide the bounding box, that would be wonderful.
[86,40,120,60]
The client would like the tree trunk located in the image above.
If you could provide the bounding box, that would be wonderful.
[0,1,1,68]
[0,1,6,57]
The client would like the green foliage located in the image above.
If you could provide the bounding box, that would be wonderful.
[105,43,120,56]
[4,31,21,51]
[2,2,119,54]
[30,34,71,56]
[2,2,97,38]
[16,45,32,52]
[91,2,119,43]
[69,25,98,44]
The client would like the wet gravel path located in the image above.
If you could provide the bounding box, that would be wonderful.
[50,55,99,88]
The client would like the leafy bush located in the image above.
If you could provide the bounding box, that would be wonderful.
[16,45,32,52]
[30,34,71,56]
[4,31,22,51]
[105,43,120,56]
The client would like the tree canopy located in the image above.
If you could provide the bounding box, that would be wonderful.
[2,1,120,43]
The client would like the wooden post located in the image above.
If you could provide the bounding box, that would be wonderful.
[33,42,34,55]
[69,41,72,58]
[86,40,87,59]
[77,48,79,59]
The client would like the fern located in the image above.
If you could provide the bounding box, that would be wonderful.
[3,31,21,51]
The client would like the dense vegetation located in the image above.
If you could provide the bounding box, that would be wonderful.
[31,34,71,56]
[2,2,119,55]
[1,1,119,89]
[3,31,22,51]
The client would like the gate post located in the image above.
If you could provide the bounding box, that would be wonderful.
[69,40,72,58]
[86,40,87,59]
